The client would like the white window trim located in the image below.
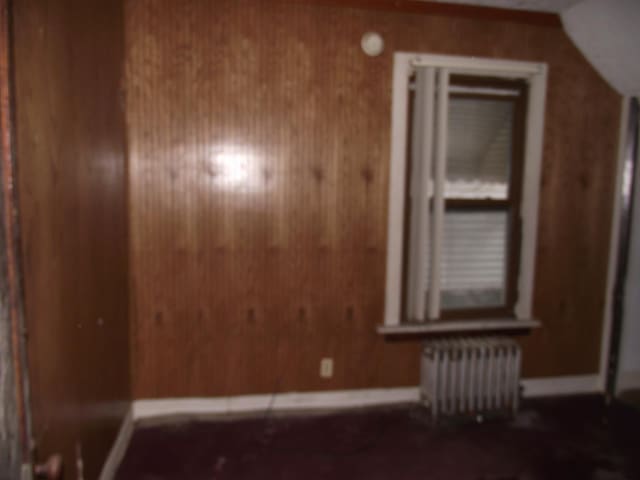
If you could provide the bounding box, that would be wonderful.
[383,52,548,331]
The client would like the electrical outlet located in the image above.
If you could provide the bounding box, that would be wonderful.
[320,358,333,378]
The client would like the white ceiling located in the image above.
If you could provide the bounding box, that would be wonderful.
[425,0,640,96]
[429,0,583,13]
[562,0,640,96]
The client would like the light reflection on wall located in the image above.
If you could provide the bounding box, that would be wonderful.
[208,145,264,192]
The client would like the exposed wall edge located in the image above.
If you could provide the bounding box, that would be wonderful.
[598,96,631,393]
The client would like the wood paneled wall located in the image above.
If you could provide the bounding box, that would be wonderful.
[125,0,620,399]
[13,0,129,476]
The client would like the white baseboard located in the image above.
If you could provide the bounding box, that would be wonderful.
[521,374,601,397]
[133,375,603,420]
[133,387,419,420]
[616,370,640,393]
[99,409,134,480]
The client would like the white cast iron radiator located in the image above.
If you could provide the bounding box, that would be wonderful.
[420,337,521,420]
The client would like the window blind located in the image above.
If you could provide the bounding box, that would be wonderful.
[424,211,507,311]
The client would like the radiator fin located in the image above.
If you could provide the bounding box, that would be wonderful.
[420,336,521,420]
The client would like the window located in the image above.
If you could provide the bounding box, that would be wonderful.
[382,53,547,333]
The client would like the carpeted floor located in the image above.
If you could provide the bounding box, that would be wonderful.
[116,396,640,479]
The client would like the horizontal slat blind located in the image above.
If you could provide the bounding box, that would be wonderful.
[425,210,507,310]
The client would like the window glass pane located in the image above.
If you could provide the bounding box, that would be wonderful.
[431,210,508,310]
[445,97,514,199]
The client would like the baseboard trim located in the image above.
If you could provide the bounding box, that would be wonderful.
[99,409,134,480]
[133,387,419,420]
[133,375,603,420]
[521,374,601,398]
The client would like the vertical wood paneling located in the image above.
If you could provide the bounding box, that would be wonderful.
[126,0,620,398]
[12,0,129,476]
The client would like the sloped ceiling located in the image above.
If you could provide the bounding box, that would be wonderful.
[428,0,640,96]
[562,0,640,96]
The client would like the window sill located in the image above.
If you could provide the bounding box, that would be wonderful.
[377,318,540,335]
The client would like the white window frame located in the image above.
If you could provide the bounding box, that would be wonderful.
[381,52,547,333]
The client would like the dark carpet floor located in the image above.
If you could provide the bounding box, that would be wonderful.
[116,395,640,480]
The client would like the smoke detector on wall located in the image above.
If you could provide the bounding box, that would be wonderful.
[361,32,384,56]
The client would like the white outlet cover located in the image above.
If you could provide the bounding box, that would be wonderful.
[361,32,384,57]
[320,358,334,378]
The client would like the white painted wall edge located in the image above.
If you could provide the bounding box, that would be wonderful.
[133,375,601,420]
[99,409,134,480]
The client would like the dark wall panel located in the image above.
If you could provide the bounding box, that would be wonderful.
[125,0,620,398]
[13,0,130,476]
